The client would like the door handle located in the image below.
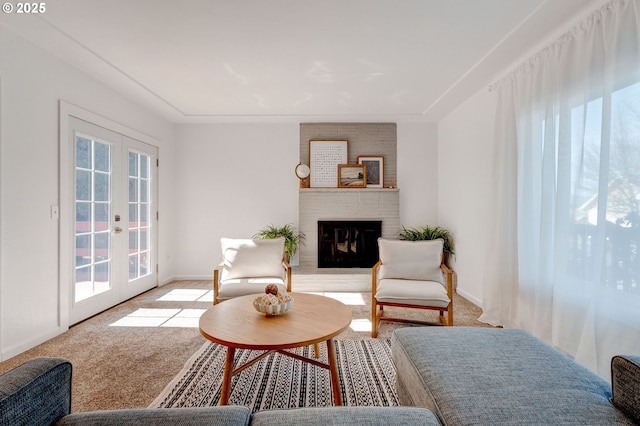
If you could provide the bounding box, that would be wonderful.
[114,227,123,234]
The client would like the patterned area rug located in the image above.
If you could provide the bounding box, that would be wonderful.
[151,339,398,412]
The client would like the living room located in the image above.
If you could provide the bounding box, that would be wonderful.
[1,1,639,423]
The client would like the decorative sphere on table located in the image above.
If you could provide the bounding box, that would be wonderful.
[253,285,293,316]
[265,284,279,295]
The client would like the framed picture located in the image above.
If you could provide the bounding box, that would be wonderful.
[338,164,367,188]
[357,156,384,188]
[309,140,348,187]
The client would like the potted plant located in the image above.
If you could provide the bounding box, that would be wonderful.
[253,224,305,262]
[399,225,455,266]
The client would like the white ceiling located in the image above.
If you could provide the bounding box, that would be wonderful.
[0,0,604,123]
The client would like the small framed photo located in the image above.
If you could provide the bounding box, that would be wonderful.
[338,164,367,188]
[357,156,384,188]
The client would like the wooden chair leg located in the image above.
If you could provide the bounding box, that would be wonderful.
[313,343,320,358]
[438,308,453,326]
[371,304,378,338]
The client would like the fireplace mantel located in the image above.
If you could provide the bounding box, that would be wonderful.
[298,188,400,268]
[299,188,397,193]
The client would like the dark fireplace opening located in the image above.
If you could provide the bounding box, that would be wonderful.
[318,220,382,268]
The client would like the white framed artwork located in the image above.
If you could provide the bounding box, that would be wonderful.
[357,156,384,188]
[309,140,348,187]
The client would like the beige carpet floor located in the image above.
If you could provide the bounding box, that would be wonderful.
[0,274,490,413]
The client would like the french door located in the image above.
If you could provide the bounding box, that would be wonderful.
[67,117,157,324]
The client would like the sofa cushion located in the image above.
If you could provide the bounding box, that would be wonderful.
[220,238,285,281]
[217,278,287,300]
[56,406,252,426]
[377,238,443,283]
[612,355,640,424]
[375,278,450,308]
[251,406,440,426]
[392,327,635,425]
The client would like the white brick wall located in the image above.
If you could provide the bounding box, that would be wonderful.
[300,123,397,188]
[298,123,399,268]
[299,188,400,267]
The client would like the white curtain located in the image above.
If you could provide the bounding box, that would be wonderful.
[482,0,640,381]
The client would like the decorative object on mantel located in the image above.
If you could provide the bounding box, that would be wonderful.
[295,162,310,188]
[357,156,384,188]
[399,225,455,266]
[388,176,397,188]
[253,224,305,263]
[338,164,367,188]
[309,140,348,188]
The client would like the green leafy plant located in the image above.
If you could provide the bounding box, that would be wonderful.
[253,224,305,261]
[399,225,455,264]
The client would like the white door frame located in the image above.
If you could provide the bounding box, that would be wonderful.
[59,101,160,328]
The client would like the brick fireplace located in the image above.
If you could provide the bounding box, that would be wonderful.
[318,220,382,268]
[298,122,399,269]
[298,188,399,268]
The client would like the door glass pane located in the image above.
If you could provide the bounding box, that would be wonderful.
[76,170,91,201]
[140,179,148,202]
[129,203,138,224]
[76,202,90,233]
[95,232,109,260]
[129,254,139,280]
[95,143,110,172]
[129,151,138,177]
[140,252,148,275]
[76,137,91,169]
[128,152,152,281]
[75,266,91,298]
[75,235,90,267]
[94,203,109,232]
[140,204,148,222]
[94,262,110,288]
[129,177,138,202]
[74,136,112,303]
[129,230,139,251]
[94,172,109,202]
[140,229,148,250]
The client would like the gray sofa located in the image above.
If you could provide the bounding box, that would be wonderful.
[392,327,640,425]
[0,357,438,426]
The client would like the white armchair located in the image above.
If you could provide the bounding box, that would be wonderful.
[371,238,453,337]
[213,237,292,305]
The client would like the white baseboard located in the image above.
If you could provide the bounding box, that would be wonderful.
[166,275,212,282]
[1,326,67,362]
[457,287,482,308]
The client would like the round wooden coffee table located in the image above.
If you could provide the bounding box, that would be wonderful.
[199,292,352,406]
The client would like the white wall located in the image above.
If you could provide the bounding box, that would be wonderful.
[398,122,439,227]
[0,26,175,360]
[172,123,300,277]
[438,88,498,306]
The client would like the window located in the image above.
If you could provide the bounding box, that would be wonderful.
[566,82,640,293]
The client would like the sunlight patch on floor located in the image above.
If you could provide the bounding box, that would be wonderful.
[306,292,366,305]
[109,308,207,328]
[350,318,372,332]
[156,289,213,302]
